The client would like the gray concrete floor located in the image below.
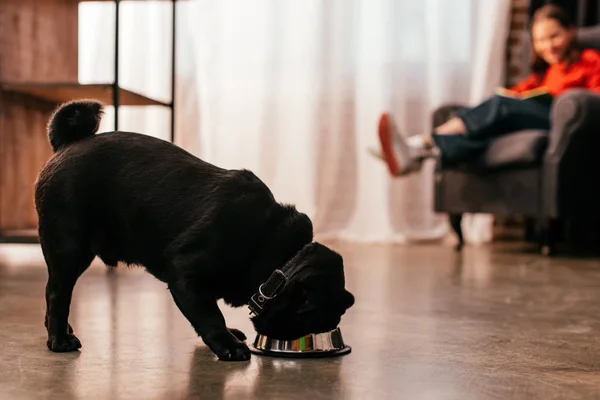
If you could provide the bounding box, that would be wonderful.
[1,241,600,400]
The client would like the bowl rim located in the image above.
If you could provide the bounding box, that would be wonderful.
[249,344,352,358]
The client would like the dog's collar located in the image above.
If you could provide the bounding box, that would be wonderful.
[248,243,311,317]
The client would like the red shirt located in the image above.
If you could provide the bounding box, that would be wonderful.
[510,49,600,96]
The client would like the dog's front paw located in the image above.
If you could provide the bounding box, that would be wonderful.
[228,328,247,341]
[217,342,251,362]
[47,334,82,352]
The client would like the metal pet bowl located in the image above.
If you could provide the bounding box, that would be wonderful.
[249,327,351,358]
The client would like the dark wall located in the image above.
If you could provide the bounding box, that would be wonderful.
[530,0,600,27]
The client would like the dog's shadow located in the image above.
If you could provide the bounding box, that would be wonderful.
[185,346,344,399]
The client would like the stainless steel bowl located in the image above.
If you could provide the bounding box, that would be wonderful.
[249,327,351,358]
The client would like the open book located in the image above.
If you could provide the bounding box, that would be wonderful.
[495,86,553,103]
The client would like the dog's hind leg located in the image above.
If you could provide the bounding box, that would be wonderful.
[40,227,94,352]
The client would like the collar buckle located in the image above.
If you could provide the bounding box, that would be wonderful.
[248,269,288,316]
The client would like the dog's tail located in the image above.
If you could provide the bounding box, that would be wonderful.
[47,99,104,152]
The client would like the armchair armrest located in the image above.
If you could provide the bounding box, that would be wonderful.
[546,89,600,158]
[543,89,600,217]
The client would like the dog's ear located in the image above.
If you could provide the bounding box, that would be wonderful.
[295,242,344,276]
[290,243,350,314]
[293,248,345,289]
[293,287,354,313]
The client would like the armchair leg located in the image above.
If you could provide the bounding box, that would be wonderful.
[538,217,559,256]
[449,213,464,251]
[524,217,538,242]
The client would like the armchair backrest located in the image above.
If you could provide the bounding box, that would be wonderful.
[578,25,600,51]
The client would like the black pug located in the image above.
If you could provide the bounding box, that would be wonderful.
[35,100,355,361]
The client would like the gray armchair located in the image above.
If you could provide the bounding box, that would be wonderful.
[433,26,600,255]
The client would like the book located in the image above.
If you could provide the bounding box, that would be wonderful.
[495,86,554,104]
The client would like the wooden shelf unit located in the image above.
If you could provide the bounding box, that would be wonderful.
[0,82,171,107]
[0,0,177,243]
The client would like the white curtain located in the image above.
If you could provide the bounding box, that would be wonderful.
[79,0,512,245]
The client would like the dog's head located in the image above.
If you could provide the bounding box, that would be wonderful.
[250,242,355,340]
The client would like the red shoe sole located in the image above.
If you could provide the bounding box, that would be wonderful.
[378,113,400,176]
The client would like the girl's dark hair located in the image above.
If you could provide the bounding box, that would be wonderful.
[529,4,580,77]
